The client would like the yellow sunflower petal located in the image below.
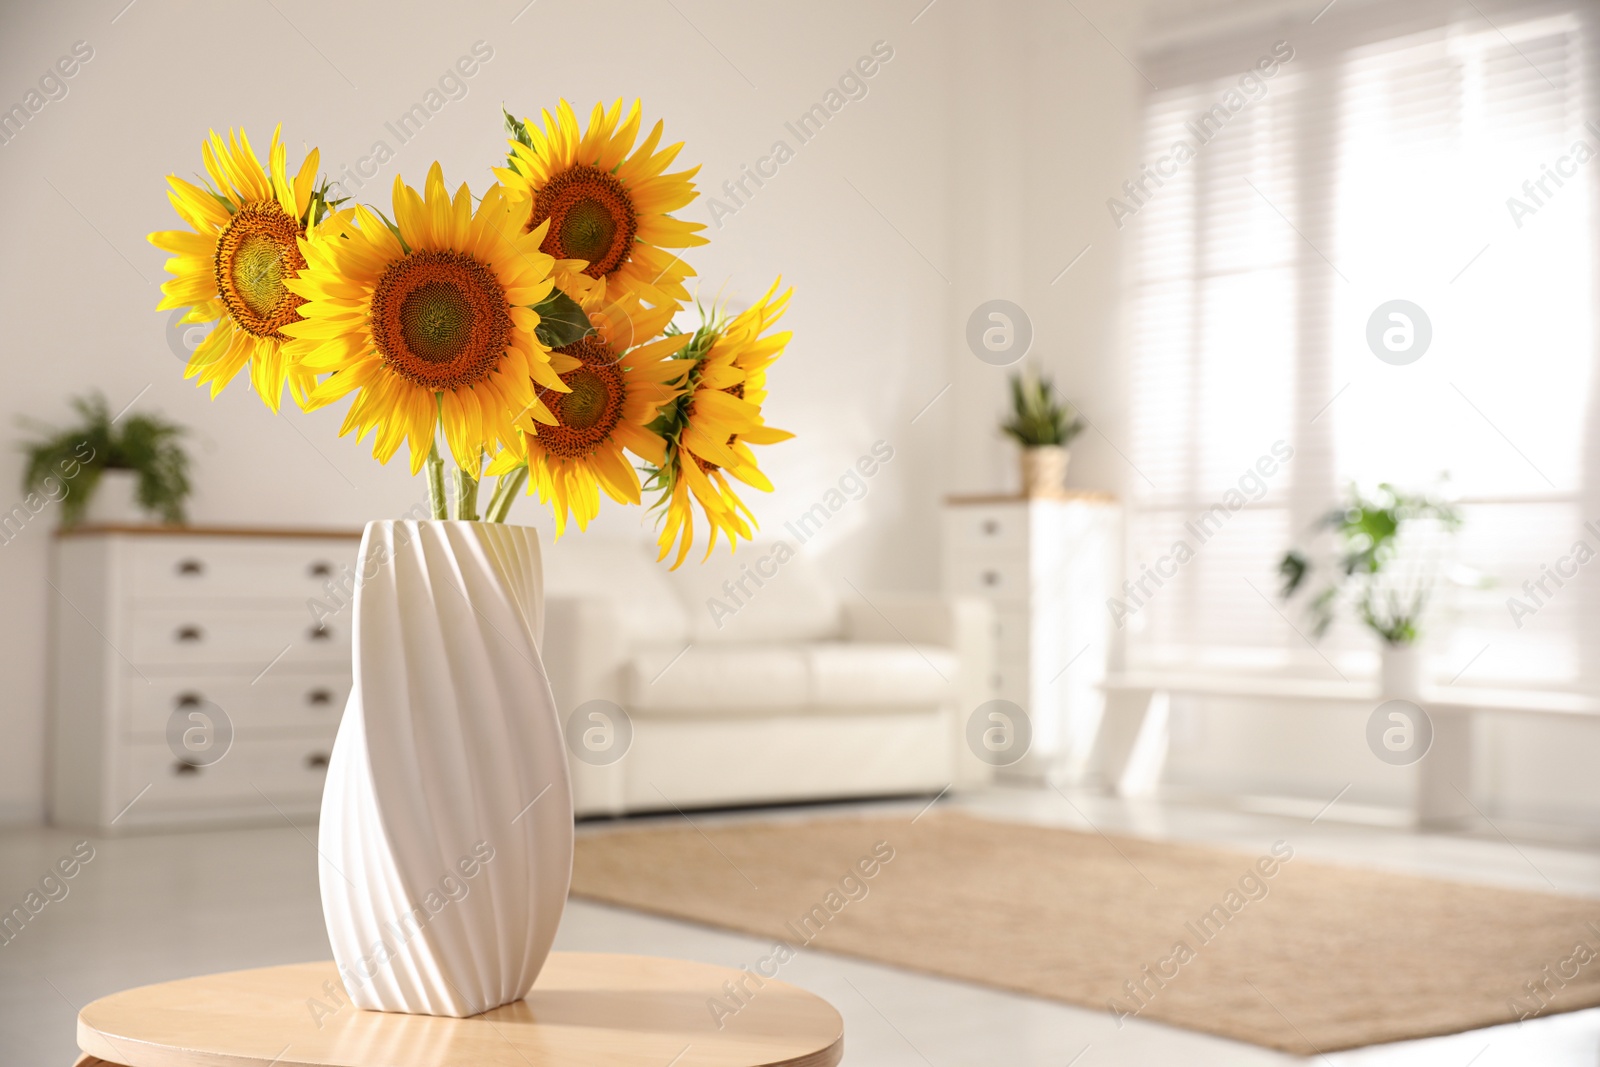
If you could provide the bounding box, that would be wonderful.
[149,126,325,412]
[276,164,558,474]
[499,98,703,314]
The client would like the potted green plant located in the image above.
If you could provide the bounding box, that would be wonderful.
[1001,369,1086,496]
[1278,483,1462,697]
[21,393,192,527]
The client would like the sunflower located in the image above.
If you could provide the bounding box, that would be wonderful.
[281,163,570,474]
[488,295,690,534]
[703,277,791,415]
[495,99,706,313]
[652,282,795,568]
[149,126,326,411]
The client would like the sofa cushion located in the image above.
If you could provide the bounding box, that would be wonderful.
[626,645,809,713]
[541,538,690,646]
[622,641,955,715]
[666,542,842,644]
[807,643,954,707]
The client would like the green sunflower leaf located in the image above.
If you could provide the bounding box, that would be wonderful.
[532,287,593,350]
[503,107,534,167]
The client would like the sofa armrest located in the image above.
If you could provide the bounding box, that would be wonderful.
[541,595,630,713]
[842,593,986,648]
[541,595,635,818]
[843,594,995,789]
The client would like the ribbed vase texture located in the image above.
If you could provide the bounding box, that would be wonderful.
[318,520,573,1017]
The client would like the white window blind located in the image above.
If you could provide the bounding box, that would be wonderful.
[1124,0,1597,688]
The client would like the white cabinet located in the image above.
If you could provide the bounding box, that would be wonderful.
[48,527,361,831]
[942,494,1120,783]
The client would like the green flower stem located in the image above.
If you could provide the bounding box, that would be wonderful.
[481,471,505,523]
[481,466,510,522]
[486,465,529,523]
[453,462,480,522]
[425,442,448,520]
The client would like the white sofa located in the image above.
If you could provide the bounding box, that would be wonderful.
[538,539,994,817]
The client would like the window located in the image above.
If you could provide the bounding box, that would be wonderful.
[1123,0,1596,688]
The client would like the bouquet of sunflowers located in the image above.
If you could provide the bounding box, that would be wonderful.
[149,100,791,567]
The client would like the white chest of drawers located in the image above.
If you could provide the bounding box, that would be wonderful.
[942,494,1121,783]
[48,526,362,831]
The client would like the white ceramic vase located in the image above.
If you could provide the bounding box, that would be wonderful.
[1380,642,1424,701]
[318,520,573,1017]
[83,469,147,525]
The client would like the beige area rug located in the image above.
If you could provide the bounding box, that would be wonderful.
[571,812,1600,1054]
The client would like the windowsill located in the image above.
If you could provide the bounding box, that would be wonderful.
[1103,669,1600,717]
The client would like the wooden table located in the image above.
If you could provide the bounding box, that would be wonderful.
[73,953,844,1067]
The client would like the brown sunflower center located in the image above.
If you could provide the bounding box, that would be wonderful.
[370,250,512,391]
[536,336,625,459]
[214,201,306,340]
[400,281,473,363]
[530,164,638,280]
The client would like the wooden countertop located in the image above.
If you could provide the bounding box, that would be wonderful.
[56,524,364,539]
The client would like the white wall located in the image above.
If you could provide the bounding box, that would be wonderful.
[0,0,1151,822]
[8,0,1589,832]
[942,0,1150,498]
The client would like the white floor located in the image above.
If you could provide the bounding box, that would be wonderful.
[3,786,1599,1065]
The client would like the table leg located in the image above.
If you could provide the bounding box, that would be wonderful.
[1416,707,1474,829]
[1093,687,1168,797]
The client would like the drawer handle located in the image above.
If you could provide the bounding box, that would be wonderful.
[175,625,204,643]
[308,624,332,642]
[306,752,331,771]
[309,561,334,578]
[175,558,205,577]
[175,692,204,709]
[173,761,201,776]
[307,687,335,706]
[982,520,1001,535]
[982,570,1001,587]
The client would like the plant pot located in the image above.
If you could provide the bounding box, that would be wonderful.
[82,469,147,525]
[1380,642,1425,700]
[318,520,573,1017]
[1020,446,1070,496]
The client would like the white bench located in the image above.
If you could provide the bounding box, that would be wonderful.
[1096,672,1600,828]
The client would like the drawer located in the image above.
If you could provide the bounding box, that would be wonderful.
[945,506,1028,554]
[993,606,1031,655]
[944,551,1029,602]
[124,607,350,669]
[128,536,357,602]
[991,657,1031,704]
[126,674,350,736]
[122,734,335,811]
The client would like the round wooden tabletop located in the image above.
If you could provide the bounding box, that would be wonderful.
[75,953,844,1067]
